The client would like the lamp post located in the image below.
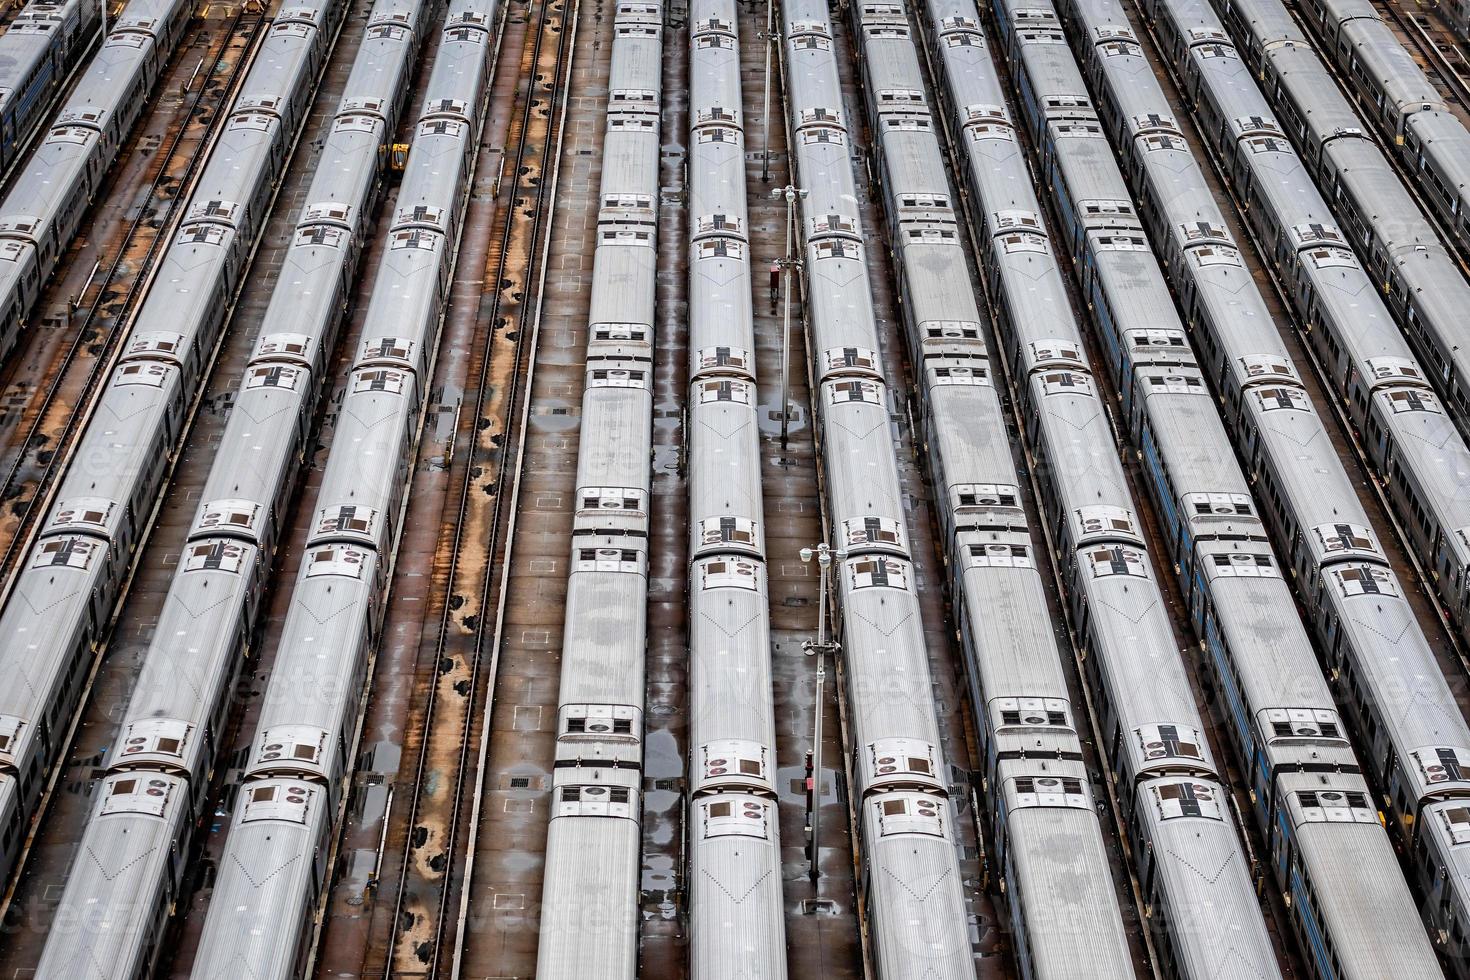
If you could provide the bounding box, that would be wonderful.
[771,184,806,450]
[800,542,845,889]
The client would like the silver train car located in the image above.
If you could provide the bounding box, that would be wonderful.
[191,5,496,974]
[1028,0,1460,973]
[1139,0,1470,646]
[0,0,192,359]
[1129,12,1470,966]
[0,0,192,361]
[1287,0,1470,262]
[923,4,1284,977]
[684,1,787,977]
[534,2,661,976]
[0,0,100,174]
[851,2,1136,976]
[10,0,351,973]
[779,2,974,977]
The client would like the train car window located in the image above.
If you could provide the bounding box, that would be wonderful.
[33,537,95,570]
[352,369,407,394]
[966,542,1032,567]
[699,559,759,589]
[698,517,756,547]
[848,557,907,590]
[1439,807,1470,845]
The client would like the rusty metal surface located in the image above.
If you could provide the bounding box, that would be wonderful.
[327,0,579,972]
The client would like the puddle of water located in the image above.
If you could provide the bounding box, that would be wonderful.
[640,852,676,893]
[338,847,379,899]
[643,728,683,778]
[354,782,392,830]
[360,739,402,775]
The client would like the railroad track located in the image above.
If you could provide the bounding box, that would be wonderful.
[1386,0,1470,108]
[0,6,266,596]
[372,0,576,971]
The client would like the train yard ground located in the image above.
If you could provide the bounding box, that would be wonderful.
[3,0,1470,975]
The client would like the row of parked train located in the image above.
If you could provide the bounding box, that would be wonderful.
[190,0,497,972]
[531,0,663,976]
[1289,0,1470,269]
[4,0,1470,973]
[7,0,502,972]
[11,0,356,970]
[908,0,1470,969]
[1210,0,1470,640]
[683,0,788,975]
[0,0,99,177]
[850,2,1141,976]
[0,0,184,377]
[1005,0,1470,971]
[893,0,1294,974]
[778,0,977,976]
[0,0,282,898]
[766,0,1470,973]
[1113,0,1470,965]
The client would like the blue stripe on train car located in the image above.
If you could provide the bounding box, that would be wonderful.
[1204,613,1252,753]
[1291,864,1338,980]
[1141,427,1178,539]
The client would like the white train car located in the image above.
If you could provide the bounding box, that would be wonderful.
[990,0,1456,972]
[0,0,101,177]
[684,6,786,969]
[0,0,191,360]
[534,1,662,976]
[779,1,977,977]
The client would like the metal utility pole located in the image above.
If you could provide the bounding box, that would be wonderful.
[771,184,806,449]
[800,541,844,890]
[760,0,775,182]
